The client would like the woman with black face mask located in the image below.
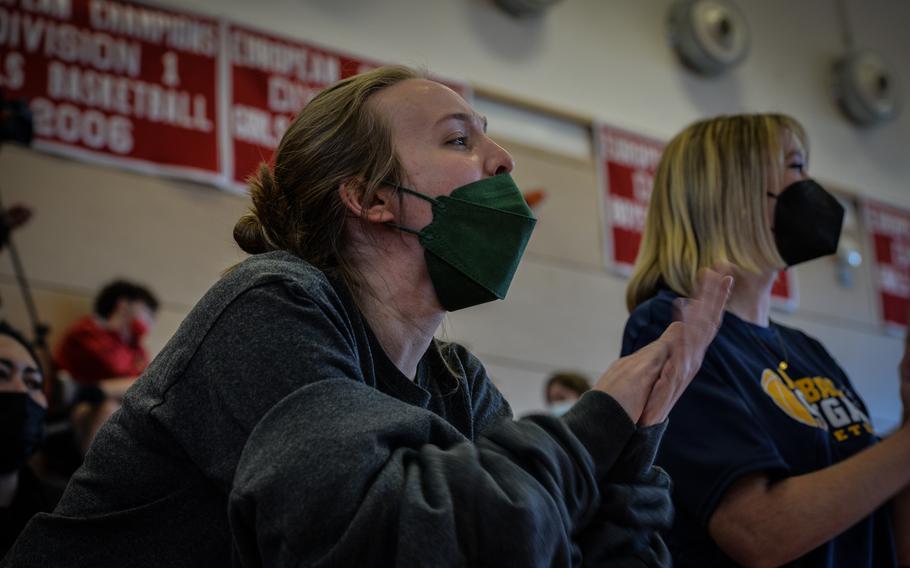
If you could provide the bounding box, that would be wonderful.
[0,322,58,556]
[622,114,910,567]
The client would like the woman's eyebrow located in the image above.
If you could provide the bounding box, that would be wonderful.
[435,112,488,133]
[0,357,40,375]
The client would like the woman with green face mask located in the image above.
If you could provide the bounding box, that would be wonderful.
[6,66,731,568]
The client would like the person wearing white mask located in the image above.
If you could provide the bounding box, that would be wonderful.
[544,371,592,417]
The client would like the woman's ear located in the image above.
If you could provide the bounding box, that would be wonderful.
[339,178,397,224]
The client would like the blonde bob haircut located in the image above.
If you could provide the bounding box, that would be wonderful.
[626,113,808,311]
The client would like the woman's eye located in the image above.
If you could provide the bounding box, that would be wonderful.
[447,136,468,147]
[788,162,805,172]
[24,373,43,391]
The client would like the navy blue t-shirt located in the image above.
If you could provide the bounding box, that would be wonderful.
[621,289,897,568]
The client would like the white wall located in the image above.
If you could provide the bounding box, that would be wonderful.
[0,146,248,356]
[4,0,909,428]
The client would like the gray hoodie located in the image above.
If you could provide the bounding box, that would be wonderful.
[4,252,671,567]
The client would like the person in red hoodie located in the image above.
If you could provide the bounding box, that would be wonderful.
[56,280,158,386]
[55,280,158,453]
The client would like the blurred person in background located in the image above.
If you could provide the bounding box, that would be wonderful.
[55,279,158,388]
[0,321,60,556]
[544,371,592,416]
[55,280,158,453]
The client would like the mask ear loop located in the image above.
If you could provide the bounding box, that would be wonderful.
[384,182,438,234]
[386,222,422,235]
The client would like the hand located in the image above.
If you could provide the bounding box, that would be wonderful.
[593,339,672,424]
[638,268,733,426]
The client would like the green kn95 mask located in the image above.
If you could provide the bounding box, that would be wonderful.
[387,173,537,312]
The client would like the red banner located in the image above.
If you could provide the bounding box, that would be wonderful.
[226,23,382,190]
[863,198,910,331]
[226,23,472,192]
[0,0,222,182]
[595,122,797,309]
[595,123,663,275]
[0,2,474,190]
[770,269,798,312]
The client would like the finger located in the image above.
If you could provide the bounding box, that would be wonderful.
[692,270,733,321]
[694,267,732,307]
[709,275,734,316]
[671,301,711,354]
[677,274,732,345]
[665,315,710,384]
[641,365,678,425]
[639,384,663,425]
[661,351,693,400]
[655,322,684,354]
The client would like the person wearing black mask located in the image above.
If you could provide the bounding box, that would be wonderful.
[0,322,58,556]
[622,114,910,567]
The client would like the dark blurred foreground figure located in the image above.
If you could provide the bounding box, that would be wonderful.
[623,113,910,567]
[5,66,731,567]
[0,322,60,556]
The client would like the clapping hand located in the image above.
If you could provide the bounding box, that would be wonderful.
[593,268,732,426]
[638,268,733,426]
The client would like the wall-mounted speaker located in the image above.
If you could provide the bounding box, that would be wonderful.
[669,0,750,76]
[833,49,902,126]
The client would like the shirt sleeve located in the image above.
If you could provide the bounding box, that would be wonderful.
[573,421,673,567]
[622,298,790,530]
[462,342,672,565]
[229,383,637,568]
